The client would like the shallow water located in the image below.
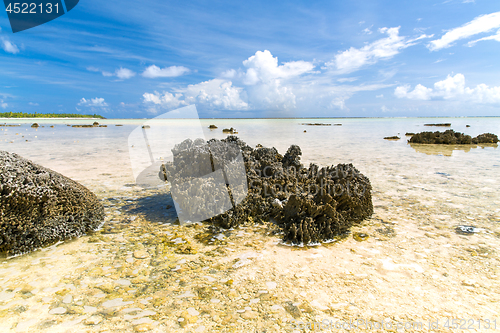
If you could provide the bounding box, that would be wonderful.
[1,117,499,332]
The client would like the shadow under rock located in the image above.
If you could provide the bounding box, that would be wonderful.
[121,191,178,224]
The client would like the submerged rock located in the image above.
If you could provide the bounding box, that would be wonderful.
[424,123,451,127]
[222,127,237,134]
[161,136,373,245]
[0,151,105,256]
[409,129,498,144]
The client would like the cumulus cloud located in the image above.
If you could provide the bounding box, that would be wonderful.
[1,37,19,54]
[142,50,394,114]
[428,11,500,51]
[394,73,500,104]
[78,97,108,107]
[143,79,248,111]
[326,27,432,74]
[142,65,190,78]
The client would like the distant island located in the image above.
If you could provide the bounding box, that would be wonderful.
[0,112,105,119]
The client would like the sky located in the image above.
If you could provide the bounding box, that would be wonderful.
[1,0,500,118]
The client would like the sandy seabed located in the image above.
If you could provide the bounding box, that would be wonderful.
[0,118,499,332]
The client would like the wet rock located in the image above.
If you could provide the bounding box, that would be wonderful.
[93,122,99,127]
[405,133,415,136]
[222,127,237,134]
[71,124,94,128]
[160,136,373,245]
[208,125,218,129]
[84,315,102,325]
[424,123,451,127]
[409,129,498,144]
[384,136,400,140]
[133,250,150,259]
[31,123,39,128]
[0,151,105,256]
[284,301,301,318]
[353,232,369,242]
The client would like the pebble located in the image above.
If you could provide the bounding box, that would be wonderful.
[84,315,102,325]
[49,307,67,315]
[133,250,149,259]
[241,310,258,320]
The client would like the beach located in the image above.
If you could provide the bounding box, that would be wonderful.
[1,117,499,332]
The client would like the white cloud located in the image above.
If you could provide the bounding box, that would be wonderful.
[1,37,19,54]
[428,11,500,51]
[1,99,7,109]
[394,73,500,104]
[142,50,391,114]
[337,77,358,83]
[326,27,432,74]
[142,65,190,78]
[467,29,500,47]
[239,50,314,85]
[28,102,39,106]
[115,67,136,79]
[78,97,108,107]
[87,66,136,79]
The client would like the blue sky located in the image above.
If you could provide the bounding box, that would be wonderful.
[1,0,499,118]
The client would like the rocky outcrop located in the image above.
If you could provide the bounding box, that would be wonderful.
[384,136,400,140]
[209,125,218,129]
[0,151,105,256]
[409,130,498,144]
[161,136,373,245]
[424,123,451,127]
[222,128,237,134]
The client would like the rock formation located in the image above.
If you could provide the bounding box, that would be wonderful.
[161,136,373,245]
[0,151,105,256]
[409,130,498,144]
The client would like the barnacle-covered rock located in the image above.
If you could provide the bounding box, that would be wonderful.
[409,129,498,144]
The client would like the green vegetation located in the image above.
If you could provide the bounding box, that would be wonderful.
[0,112,105,119]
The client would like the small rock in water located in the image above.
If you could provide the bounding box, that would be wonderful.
[84,315,102,325]
[133,250,149,259]
[49,307,67,315]
[353,232,369,242]
[284,301,301,318]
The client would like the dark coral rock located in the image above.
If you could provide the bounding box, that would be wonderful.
[31,123,39,128]
[161,136,373,245]
[0,151,104,256]
[472,133,498,144]
[409,129,498,145]
[208,125,218,129]
[405,133,415,136]
[384,136,400,140]
[424,123,451,127]
[222,127,237,134]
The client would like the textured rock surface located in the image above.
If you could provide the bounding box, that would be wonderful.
[162,136,373,245]
[409,130,498,144]
[0,151,105,256]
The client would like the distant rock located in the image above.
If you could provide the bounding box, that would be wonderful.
[466,125,471,128]
[405,132,415,136]
[93,122,99,127]
[72,125,93,128]
[424,123,451,127]
[31,123,39,128]
[209,125,218,129]
[409,130,498,144]
[222,127,237,134]
[0,151,104,256]
[302,123,331,126]
[142,125,150,129]
[384,136,400,140]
